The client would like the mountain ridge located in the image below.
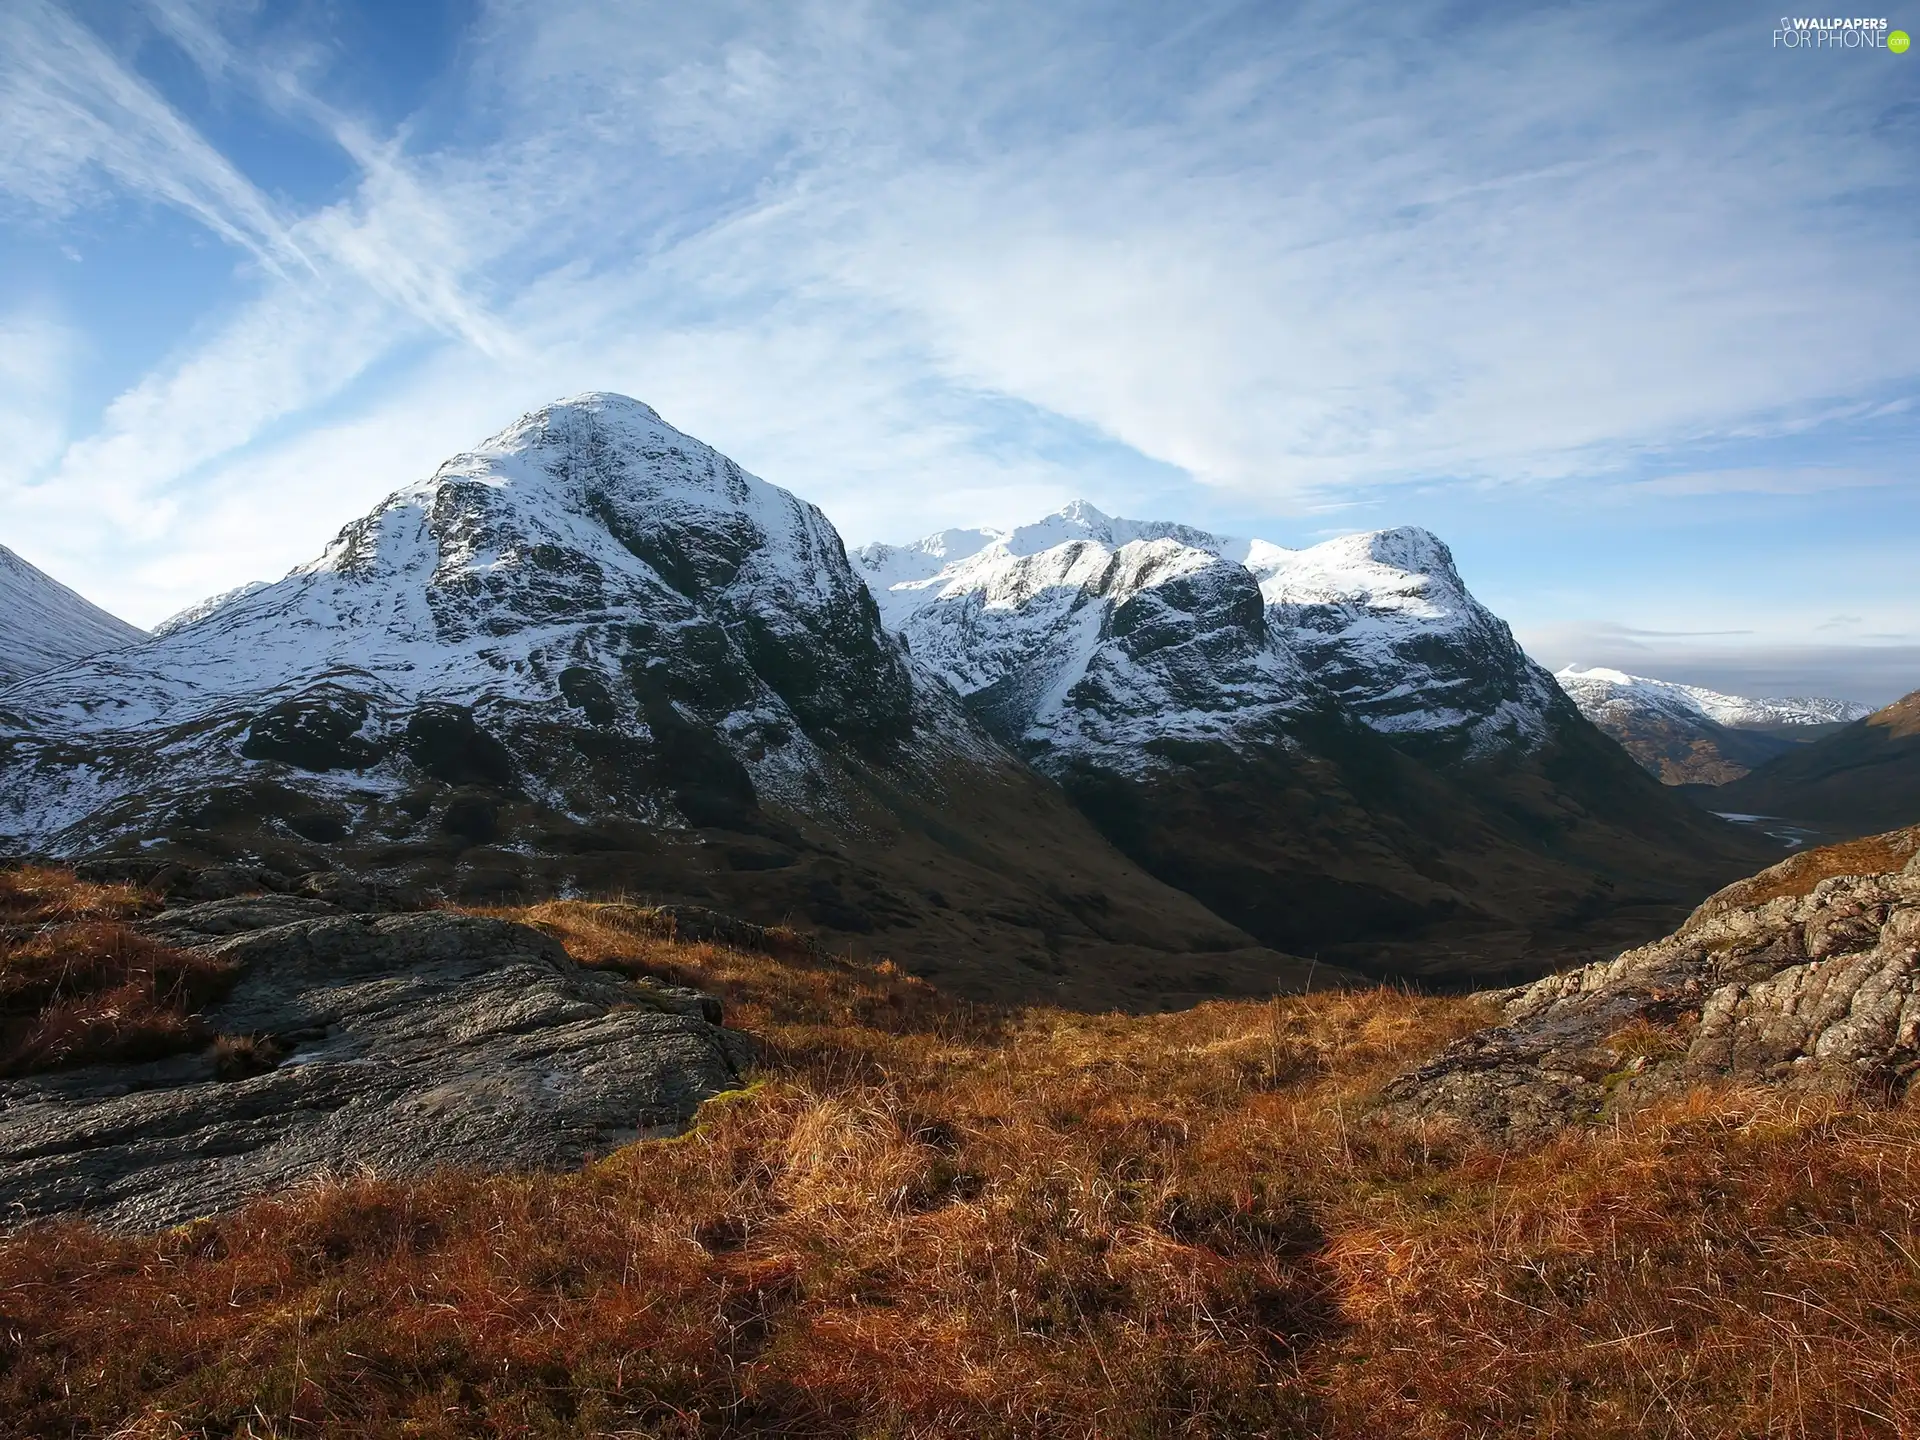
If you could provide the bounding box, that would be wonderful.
[0,395,1337,1009]
[856,500,1773,980]
[1556,664,1872,785]
[0,544,147,688]
[4,412,1771,993]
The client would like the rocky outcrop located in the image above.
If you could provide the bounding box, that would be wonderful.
[0,898,752,1230]
[1385,827,1920,1142]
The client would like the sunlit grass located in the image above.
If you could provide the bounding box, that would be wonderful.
[0,871,1915,1437]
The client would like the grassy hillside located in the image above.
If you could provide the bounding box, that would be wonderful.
[1708,689,1920,837]
[1,871,1918,1437]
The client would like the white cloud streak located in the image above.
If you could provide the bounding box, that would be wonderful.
[0,0,1916,661]
[0,0,303,266]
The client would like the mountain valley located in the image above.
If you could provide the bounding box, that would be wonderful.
[1704,687,1920,839]
[3,395,1918,1436]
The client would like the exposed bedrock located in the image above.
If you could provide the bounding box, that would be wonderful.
[0,897,751,1230]
[1384,827,1920,1142]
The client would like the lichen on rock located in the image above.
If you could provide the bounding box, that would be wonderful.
[1384,827,1920,1142]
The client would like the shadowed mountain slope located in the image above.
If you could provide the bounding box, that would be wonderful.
[859,505,1774,982]
[1706,689,1920,838]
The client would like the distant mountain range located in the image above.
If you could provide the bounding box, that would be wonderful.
[0,396,1774,993]
[1554,665,1871,785]
[0,544,145,687]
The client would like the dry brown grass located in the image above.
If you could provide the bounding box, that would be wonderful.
[0,883,1916,1437]
[0,866,230,1076]
[1709,825,1918,911]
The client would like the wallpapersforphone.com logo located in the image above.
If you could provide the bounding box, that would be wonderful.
[1773,16,1909,48]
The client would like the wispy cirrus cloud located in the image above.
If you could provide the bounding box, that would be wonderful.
[0,0,1916,676]
[1627,467,1906,497]
[0,0,303,266]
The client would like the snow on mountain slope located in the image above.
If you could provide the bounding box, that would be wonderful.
[1549,666,1870,786]
[152,581,270,637]
[855,504,1313,767]
[856,502,1769,965]
[854,503,1561,765]
[0,396,1338,1005]
[856,501,1224,628]
[1248,527,1561,754]
[0,544,146,687]
[1554,667,1870,730]
[0,393,918,851]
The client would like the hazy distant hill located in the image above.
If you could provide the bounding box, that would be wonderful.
[1555,665,1869,785]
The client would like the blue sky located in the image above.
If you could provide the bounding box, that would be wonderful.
[2,0,1916,702]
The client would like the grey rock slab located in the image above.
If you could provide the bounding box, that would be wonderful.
[0,908,753,1230]
[143,893,346,945]
[1384,855,1920,1143]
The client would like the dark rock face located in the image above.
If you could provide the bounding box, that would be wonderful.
[0,901,752,1230]
[1044,558,1284,752]
[403,704,517,788]
[1384,827,1920,1142]
[1258,529,1546,762]
[241,689,383,772]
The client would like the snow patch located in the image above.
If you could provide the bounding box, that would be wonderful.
[1555,666,1869,729]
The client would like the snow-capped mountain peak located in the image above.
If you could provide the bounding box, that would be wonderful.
[854,508,1562,766]
[994,499,1226,559]
[1243,526,1467,619]
[0,393,918,852]
[851,498,1227,605]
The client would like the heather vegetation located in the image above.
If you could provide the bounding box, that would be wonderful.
[0,877,1917,1437]
[0,867,229,1077]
